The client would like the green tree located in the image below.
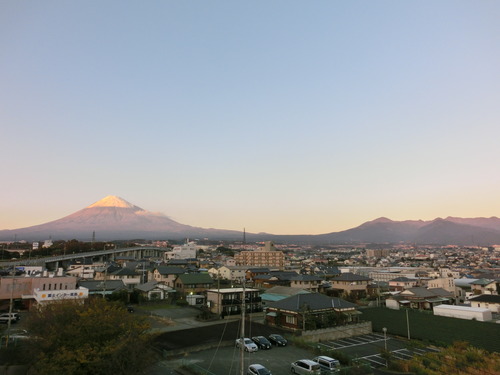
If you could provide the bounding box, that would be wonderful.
[25,298,152,375]
[216,246,234,256]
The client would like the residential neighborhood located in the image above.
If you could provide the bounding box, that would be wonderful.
[1,240,498,317]
[0,239,499,374]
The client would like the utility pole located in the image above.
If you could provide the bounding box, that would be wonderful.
[5,273,16,348]
[240,282,246,375]
[406,308,411,340]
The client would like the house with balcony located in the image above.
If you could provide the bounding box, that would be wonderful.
[470,279,498,295]
[328,272,372,298]
[174,273,214,299]
[289,274,323,293]
[149,266,186,288]
[388,277,420,292]
[246,267,271,281]
[206,287,262,317]
[108,267,141,290]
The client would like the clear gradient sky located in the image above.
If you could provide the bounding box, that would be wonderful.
[1,1,499,235]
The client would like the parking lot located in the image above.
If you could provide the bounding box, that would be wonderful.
[317,333,440,370]
[148,342,317,375]
[148,333,440,374]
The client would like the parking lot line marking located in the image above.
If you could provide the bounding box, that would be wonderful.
[362,355,387,367]
[324,337,388,349]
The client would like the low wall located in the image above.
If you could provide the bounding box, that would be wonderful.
[300,322,372,342]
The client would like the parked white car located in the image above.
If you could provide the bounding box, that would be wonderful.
[247,363,272,375]
[0,313,20,324]
[236,337,258,352]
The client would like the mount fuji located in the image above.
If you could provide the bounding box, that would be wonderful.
[2,196,500,245]
[0,196,245,241]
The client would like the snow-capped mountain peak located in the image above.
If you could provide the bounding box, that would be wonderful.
[87,195,138,209]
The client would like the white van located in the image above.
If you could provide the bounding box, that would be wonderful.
[290,359,321,375]
[312,356,340,373]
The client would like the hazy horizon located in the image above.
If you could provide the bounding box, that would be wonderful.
[2,1,499,235]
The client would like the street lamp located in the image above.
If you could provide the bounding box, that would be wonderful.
[382,327,388,367]
[382,327,387,351]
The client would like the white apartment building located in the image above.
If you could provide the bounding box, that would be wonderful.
[166,241,199,260]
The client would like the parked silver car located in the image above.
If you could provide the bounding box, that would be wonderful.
[291,359,321,375]
[247,364,272,375]
[312,356,340,373]
[236,337,258,352]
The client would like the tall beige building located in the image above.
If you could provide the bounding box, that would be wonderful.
[234,241,285,270]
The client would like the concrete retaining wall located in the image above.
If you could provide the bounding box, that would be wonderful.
[300,322,372,342]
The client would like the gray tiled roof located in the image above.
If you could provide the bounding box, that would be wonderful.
[177,273,214,285]
[267,292,357,312]
[468,294,500,303]
[155,266,186,275]
[289,274,323,282]
[78,280,127,292]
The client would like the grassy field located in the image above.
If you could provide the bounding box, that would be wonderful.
[359,307,500,353]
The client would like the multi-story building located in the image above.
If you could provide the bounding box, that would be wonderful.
[149,266,185,288]
[388,277,420,292]
[0,275,84,310]
[167,241,199,260]
[234,241,285,270]
[289,274,323,293]
[215,266,247,283]
[329,272,372,298]
[366,249,391,258]
[174,273,214,298]
[206,287,262,317]
[427,277,455,294]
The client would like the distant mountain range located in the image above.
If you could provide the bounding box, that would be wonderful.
[1,196,500,246]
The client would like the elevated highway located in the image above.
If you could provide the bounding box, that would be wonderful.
[0,246,169,269]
